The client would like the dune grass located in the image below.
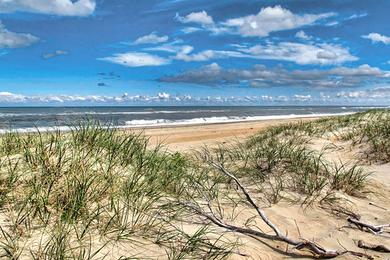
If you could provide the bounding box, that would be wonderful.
[191,114,372,208]
[0,124,236,259]
[0,110,388,259]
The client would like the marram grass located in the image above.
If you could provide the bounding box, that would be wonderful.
[0,109,388,259]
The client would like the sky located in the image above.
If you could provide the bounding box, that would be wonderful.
[0,0,390,106]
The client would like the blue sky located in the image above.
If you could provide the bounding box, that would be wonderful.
[0,0,390,106]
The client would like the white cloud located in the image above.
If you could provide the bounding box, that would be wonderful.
[0,92,25,102]
[158,92,170,99]
[223,5,335,37]
[0,92,178,103]
[133,32,169,45]
[337,87,390,99]
[0,21,39,48]
[329,64,383,76]
[325,13,367,27]
[99,52,170,67]
[143,39,356,65]
[147,43,245,62]
[293,94,312,101]
[1,90,388,105]
[295,30,312,40]
[346,13,367,20]
[42,50,68,59]
[0,0,95,16]
[238,42,357,65]
[0,91,338,105]
[181,27,202,34]
[175,49,246,62]
[145,41,194,54]
[325,21,339,27]
[145,41,246,62]
[362,33,390,44]
[175,11,214,25]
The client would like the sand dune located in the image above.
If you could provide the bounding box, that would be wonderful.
[139,115,390,259]
[0,112,389,259]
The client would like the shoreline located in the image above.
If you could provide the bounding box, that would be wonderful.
[138,116,321,151]
[0,112,353,135]
[123,112,354,128]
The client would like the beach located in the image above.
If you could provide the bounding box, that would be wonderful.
[138,115,390,259]
[4,0,390,258]
[138,117,318,151]
[0,110,389,259]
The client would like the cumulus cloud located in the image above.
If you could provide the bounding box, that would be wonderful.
[0,0,95,16]
[295,30,312,40]
[175,6,334,37]
[337,87,390,99]
[181,27,202,34]
[159,63,389,88]
[133,32,169,45]
[99,52,170,67]
[362,33,390,44]
[293,94,312,101]
[222,6,335,37]
[42,50,68,59]
[144,39,356,65]
[0,91,321,105]
[145,41,244,62]
[0,91,177,104]
[174,49,247,62]
[0,21,39,48]
[238,41,357,65]
[145,41,242,62]
[175,11,214,25]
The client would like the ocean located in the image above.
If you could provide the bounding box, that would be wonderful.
[0,106,385,133]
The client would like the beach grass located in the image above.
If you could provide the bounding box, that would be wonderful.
[0,109,388,259]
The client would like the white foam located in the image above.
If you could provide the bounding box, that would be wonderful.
[0,126,72,134]
[124,112,355,128]
[0,109,228,117]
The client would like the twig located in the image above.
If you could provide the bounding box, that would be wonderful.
[368,202,387,211]
[357,240,390,253]
[347,217,390,235]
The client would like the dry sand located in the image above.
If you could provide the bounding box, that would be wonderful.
[131,117,317,152]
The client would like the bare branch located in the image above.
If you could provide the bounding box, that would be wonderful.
[348,217,390,235]
[357,240,390,253]
[183,160,345,258]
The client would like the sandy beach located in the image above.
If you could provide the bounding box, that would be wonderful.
[136,117,318,151]
[134,115,390,259]
[1,111,389,259]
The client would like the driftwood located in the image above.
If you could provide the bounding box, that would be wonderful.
[368,202,387,211]
[348,217,390,235]
[183,161,374,259]
[357,240,390,253]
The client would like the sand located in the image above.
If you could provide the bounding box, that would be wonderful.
[129,117,390,259]
[2,117,387,259]
[131,117,317,152]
